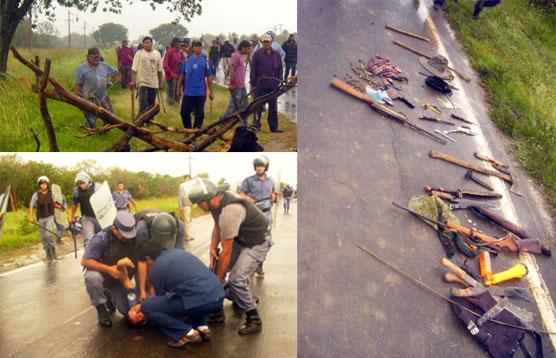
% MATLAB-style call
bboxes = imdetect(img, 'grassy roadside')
[0,48,296,152]
[443,1,556,212]
[0,196,206,257]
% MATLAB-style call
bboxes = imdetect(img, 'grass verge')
[0,48,296,151]
[444,0,556,212]
[0,196,206,257]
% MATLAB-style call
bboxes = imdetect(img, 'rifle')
[330,78,447,144]
[392,202,551,256]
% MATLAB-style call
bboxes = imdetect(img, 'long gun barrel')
[330,78,447,144]
[392,202,550,256]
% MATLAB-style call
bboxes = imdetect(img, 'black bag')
[229,126,264,152]
[451,291,543,358]
[425,75,453,95]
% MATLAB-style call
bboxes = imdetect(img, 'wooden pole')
[429,151,512,183]
[386,24,430,42]
[38,59,59,151]
[393,40,471,82]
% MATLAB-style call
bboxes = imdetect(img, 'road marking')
[421,6,556,347]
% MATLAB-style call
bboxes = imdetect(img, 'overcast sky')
[12,153,297,186]
[44,0,297,42]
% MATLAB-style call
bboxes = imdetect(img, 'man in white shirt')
[131,37,163,114]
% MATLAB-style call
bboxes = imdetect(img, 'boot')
[51,247,58,261]
[238,310,262,335]
[95,304,112,327]
[106,297,116,314]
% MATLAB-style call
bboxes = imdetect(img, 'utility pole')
[83,21,87,48]
[66,10,77,48]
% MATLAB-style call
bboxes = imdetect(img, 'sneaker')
[168,330,201,348]
[238,316,262,335]
[95,304,112,327]
[208,310,225,323]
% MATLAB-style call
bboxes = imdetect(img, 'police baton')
[27,219,58,236]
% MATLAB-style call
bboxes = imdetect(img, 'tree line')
[0,155,209,210]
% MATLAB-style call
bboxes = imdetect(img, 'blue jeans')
[138,86,158,114]
[142,295,223,341]
[253,87,279,131]
[221,88,248,123]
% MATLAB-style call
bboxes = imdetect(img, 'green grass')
[0,48,296,151]
[0,196,207,257]
[444,0,556,211]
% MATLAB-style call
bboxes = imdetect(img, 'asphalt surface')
[0,204,297,358]
[298,1,556,357]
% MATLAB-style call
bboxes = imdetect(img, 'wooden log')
[393,40,471,82]
[386,24,430,42]
[38,59,59,151]
[430,151,513,183]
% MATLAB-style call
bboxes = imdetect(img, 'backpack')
[425,75,453,95]
[451,291,543,358]
[229,126,264,152]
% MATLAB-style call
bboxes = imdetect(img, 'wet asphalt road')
[0,204,297,358]
[298,1,556,357]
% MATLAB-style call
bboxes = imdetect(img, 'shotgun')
[392,202,551,256]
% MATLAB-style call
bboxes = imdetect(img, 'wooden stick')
[29,128,40,152]
[38,59,59,151]
[430,151,512,183]
[386,24,430,42]
[393,40,471,82]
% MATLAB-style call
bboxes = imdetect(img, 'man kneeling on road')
[81,211,138,327]
[182,178,272,335]
[128,241,224,349]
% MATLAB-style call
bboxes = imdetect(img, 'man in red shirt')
[163,38,184,106]
[116,40,134,89]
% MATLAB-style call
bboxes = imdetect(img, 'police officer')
[81,211,138,327]
[28,176,61,261]
[182,178,272,335]
[71,171,101,247]
[239,155,276,276]
[134,208,185,301]
[178,175,195,242]
[112,181,137,212]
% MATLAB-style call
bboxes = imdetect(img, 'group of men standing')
[73,31,297,134]
[25,155,283,350]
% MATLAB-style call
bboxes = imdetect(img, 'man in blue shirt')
[112,182,137,212]
[132,246,224,349]
[239,155,276,277]
[177,40,214,129]
[74,48,119,129]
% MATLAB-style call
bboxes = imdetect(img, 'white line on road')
[421,5,556,348]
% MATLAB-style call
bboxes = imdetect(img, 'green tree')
[0,0,202,75]
[92,22,128,47]
[149,23,188,47]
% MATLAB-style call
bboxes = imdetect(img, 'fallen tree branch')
[76,124,125,138]
[38,59,59,151]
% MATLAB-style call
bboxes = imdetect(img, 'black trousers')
[138,86,157,114]
[181,96,206,129]
[473,0,501,17]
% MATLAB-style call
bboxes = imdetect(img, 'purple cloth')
[112,190,132,210]
[230,52,246,89]
[250,48,283,89]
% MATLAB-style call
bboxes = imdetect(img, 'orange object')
[479,251,493,286]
